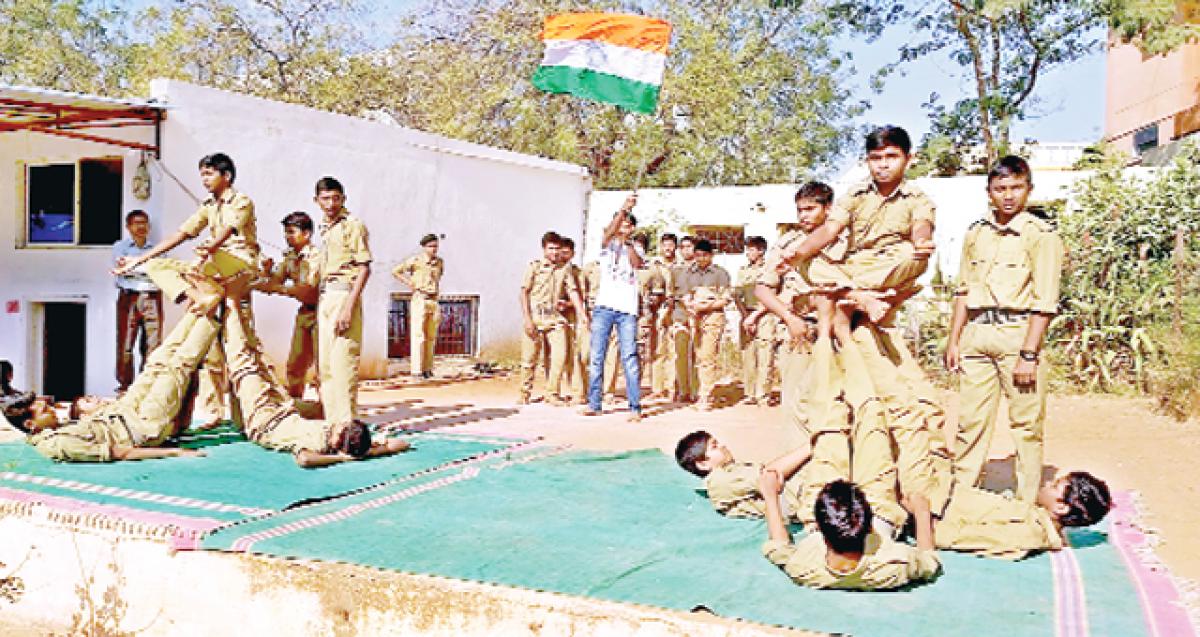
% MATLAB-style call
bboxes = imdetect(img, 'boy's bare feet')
[846,289,892,325]
[580,407,600,416]
[626,411,642,423]
[517,393,531,405]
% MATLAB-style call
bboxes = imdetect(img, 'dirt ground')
[359,373,1200,593]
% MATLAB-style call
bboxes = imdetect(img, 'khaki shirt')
[704,461,802,521]
[935,484,1063,560]
[580,261,600,308]
[276,244,320,291]
[830,180,935,253]
[650,255,678,297]
[956,211,1063,314]
[759,229,847,290]
[179,188,259,265]
[522,258,579,327]
[393,253,444,298]
[28,415,133,463]
[317,210,373,288]
[735,261,766,309]
[763,531,940,590]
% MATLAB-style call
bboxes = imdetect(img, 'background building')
[0,80,589,400]
[1105,33,1200,162]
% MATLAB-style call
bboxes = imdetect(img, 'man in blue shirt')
[112,210,162,393]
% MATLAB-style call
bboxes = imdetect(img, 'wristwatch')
[1018,349,1039,363]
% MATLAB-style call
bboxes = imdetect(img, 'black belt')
[118,289,160,296]
[301,304,317,311]
[968,308,1030,325]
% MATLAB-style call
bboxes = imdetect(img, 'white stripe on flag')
[541,38,666,86]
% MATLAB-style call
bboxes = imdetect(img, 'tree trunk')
[953,1,996,166]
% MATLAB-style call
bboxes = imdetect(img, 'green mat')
[0,432,519,525]
[201,449,1152,637]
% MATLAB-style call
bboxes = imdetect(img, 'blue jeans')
[588,306,640,413]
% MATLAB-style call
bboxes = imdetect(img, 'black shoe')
[422,371,434,379]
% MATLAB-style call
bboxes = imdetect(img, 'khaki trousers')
[410,293,439,375]
[285,308,319,398]
[805,241,927,291]
[667,321,696,398]
[519,322,569,398]
[317,288,363,424]
[651,308,672,395]
[740,315,776,401]
[695,313,726,402]
[778,338,812,436]
[955,321,1047,502]
[225,304,329,453]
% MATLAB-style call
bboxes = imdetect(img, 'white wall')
[587,170,1102,284]
[0,125,161,396]
[150,81,589,374]
[0,80,589,396]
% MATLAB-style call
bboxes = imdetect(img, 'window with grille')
[388,295,479,358]
[689,225,745,254]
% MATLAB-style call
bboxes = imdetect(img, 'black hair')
[633,233,650,250]
[694,239,715,254]
[2,391,36,434]
[420,233,439,246]
[314,176,344,195]
[560,237,576,250]
[814,480,873,554]
[746,236,767,251]
[198,153,237,182]
[660,233,678,244]
[125,209,149,225]
[0,360,13,394]
[1059,471,1113,527]
[541,231,562,247]
[987,155,1033,185]
[865,125,912,155]
[335,420,372,459]
[795,181,835,206]
[626,214,638,227]
[675,430,713,477]
[679,235,696,246]
[281,211,314,233]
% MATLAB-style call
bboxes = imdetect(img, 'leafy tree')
[369,0,865,188]
[0,0,130,93]
[852,0,1198,167]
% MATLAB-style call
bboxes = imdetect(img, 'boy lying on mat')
[675,430,810,523]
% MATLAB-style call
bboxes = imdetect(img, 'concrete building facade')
[0,80,590,399]
[1105,35,1200,157]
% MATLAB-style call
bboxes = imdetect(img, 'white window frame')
[18,155,123,249]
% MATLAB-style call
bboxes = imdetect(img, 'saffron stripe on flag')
[541,38,666,86]
[542,12,671,54]
[532,66,660,114]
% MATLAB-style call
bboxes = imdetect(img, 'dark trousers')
[116,290,163,391]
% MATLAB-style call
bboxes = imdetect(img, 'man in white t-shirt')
[584,195,645,421]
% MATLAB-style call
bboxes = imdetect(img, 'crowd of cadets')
[0,128,1116,592]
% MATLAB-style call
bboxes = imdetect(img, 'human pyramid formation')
[515,125,1113,589]
[2,155,408,467]
[671,126,1113,589]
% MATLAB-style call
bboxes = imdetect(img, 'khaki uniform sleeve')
[828,192,854,228]
[911,190,936,227]
[955,227,977,296]
[862,541,941,589]
[521,262,537,291]
[762,539,799,568]
[348,220,372,265]
[561,266,581,296]
[229,193,254,234]
[1028,229,1064,314]
[178,206,209,238]
[29,423,117,462]
[392,256,415,280]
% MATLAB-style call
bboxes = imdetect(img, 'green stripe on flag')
[532,65,660,114]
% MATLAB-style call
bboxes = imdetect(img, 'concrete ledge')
[0,507,822,636]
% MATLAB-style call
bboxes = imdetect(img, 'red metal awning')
[0,85,165,155]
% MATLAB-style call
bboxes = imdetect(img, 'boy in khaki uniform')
[680,240,731,410]
[664,236,696,401]
[220,297,409,467]
[112,153,258,428]
[519,232,586,404]
[17,311,218,462]
[945,156,1064,502]
[566,257,596,404]
[773,127,935,329]
[258,212,320,398]
[734,236,774,405]
[636,239,669,393]
[649,234,679,398]
[393,234,444,379]
[674,431,810,522]
[313,177,372,424]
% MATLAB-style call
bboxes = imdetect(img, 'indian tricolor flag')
[532,12,671,114]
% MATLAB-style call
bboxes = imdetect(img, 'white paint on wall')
[0,80,590,396]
